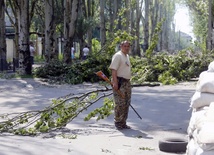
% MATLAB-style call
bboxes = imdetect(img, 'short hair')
[121,40,131,45]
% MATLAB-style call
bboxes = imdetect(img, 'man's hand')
[112,82,118,90]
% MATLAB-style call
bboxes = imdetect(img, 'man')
[29,41,35,64]
[82,45,89,60]
[71,47,75,59]
[109,41,132,130]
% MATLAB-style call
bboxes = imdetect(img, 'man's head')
[30,41,34,46]
[120,41,131,54]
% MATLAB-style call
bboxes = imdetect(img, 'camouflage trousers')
[113,79,132,127]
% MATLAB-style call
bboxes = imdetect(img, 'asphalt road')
[0,78,196,155]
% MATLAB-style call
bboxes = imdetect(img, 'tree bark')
[100,0,106,46]
[135,0,141,57]
[45,0,55,63]
[124,0,130,31]
[207,0,214,50]
[0,0,6,70]
[109,0,114,33]
[16,0,31,75]
[144,0,149,53]
[63,0,79,64]
[87,0,92,49]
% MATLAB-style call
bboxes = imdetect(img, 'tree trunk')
[113,0,118,26]
[162,8,168,50]
[87,0,92,50]
[135,0,141,57]
[158,3,163,51]
[113,0,122,30]
[151,0,159,41]
[100,0,106,46]
[17,0,31,75]
[45,0,55,63]
[0,0,6,71]
[144,0,149,53]
[207,0,214,50]
[109,1,114,33]
[130,1,135,55]
[124,0,130,31]
[63,0,79,64]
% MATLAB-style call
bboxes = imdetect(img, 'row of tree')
[0,0,212,75]
[183,0,214,51]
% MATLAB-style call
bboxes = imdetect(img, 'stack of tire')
[186,61,214,155]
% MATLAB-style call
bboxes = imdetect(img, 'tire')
[159,138,188,153]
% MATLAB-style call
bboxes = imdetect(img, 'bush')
[130,50,211,85]
[34,56,111,84]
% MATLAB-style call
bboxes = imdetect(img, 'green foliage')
[60,134,77,139]
[91,38,101,55]
[66,56,111,84]
[34,59,69,79]
[139,147,155,151]
[185,0,208,48]
[84,97,114,121]
[32,98,81,131]
[145,20,164,59]
[33,46,213,86]
[0,90,113,135]
[158,71,178,85]
[100,29,136,64]
[34,29,136,84]
[131,49,212,85]
[58,53,64,61]
[194,39,207,53]
[34,55,45,63]
[130,57,153,84]
[76,16,97,38]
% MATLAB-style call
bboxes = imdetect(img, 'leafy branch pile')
[131,50,211,85]
[34,50,212,85]
[0,87,114,135]
[34,56,111,84]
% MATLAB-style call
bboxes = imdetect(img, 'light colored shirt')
[109,51,131,79]
[71,47,75,58]
[30,46,35,57]
[83,47,89,56]
[71,47,75,54]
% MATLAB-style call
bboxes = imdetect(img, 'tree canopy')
[0,0,213,74]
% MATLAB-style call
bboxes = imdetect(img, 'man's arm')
[111,69,118,90]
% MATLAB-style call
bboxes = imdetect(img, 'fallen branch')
[0,83,160,135]
[0,87,113,135]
